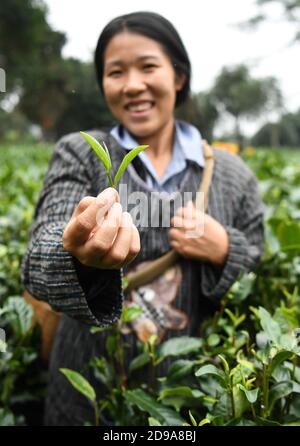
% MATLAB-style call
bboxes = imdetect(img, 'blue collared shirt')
[110,120,205,192]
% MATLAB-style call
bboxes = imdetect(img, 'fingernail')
[121,211,132,228]
[111,202,122,212]
[96,197,108,207]
[96,187,117,205]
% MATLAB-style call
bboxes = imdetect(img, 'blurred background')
[0,0,299,147]
[1,0,300,427]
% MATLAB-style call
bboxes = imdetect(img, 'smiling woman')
[101,32,186,150]
[21,11,265,426]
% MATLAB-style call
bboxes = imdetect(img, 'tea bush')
[0,144,299,425]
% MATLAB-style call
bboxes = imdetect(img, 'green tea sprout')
[80,131,148,188]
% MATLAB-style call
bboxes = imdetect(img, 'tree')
[252,108,300,147]
[54,59,114,140]
[0,0,114,140]
[0,0,68,139]
[175,92,219,142]
[0,0,66,91]
[243,0,300,43]
[211,65,283,149]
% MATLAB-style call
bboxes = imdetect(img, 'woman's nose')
[122,70,146,95]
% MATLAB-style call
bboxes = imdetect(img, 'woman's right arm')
[21,132,139,327]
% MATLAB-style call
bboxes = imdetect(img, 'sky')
[45,0,300,136]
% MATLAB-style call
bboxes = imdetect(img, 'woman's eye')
[109,71,122,77]
[143,64,156,70]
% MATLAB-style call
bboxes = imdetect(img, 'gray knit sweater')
[21,129,265,426]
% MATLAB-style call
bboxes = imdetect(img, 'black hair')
[94,11,191,107]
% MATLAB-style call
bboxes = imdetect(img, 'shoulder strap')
[124,140,215,292]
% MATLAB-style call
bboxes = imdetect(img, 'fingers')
[64,188,119,247]
[175,201,197,219]
[171,215,195,230]
[83,201,123,261]
[169,226,183,243]
[72,196,96,218]
[96,212,140,269]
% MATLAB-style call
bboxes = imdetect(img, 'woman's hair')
[94,11,191,107]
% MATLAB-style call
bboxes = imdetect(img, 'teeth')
[127,102,153,112]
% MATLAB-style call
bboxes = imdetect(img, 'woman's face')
[102,32,185,140]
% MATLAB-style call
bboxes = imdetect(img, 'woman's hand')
[169,202,229,266]
[63,187,140,269]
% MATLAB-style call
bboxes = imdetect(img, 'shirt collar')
[110,119,205,168]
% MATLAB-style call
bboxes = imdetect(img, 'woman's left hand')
[169,202,229,266]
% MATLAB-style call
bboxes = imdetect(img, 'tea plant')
[0,144,51,425]
[60,149,300,426]
[1,144,300,425]
[80,132,148,188]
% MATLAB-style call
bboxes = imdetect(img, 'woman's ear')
[175,73,187,92]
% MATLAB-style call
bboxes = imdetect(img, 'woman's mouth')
[125,101,155,118]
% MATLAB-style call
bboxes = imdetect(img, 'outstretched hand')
[63,187,140,269]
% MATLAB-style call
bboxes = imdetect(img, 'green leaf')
[0,408,15,426]
[0,245,8,258]
[199,418,211,426]
[279,333,300,353]
[270,351,294,375]
[207,333,220,347]
[189,410,197,426]
[218,354,230,374]
[105,334,117,356]
[237,384,259,404]
[230,272,256,303]
[0,296,33,337]
[255,416,281,426]
[258,306,281,345]
[195,364,227,387]
[277,221,300,252]
[158,336,203,359]
[226,417,257,426]
[80,131,111,172]
[159,386,203,401]
[0,338,7,353]
[166,360,195,383]
[269,381,293,410]
[272,364,291,382]
[129,352,151,373]
[102,140,112,168]
[121,305,143,323]
[90,326,110,334]
[60,368,96,402]
[113,145,148,187]
[158,387,204,412]
[124,389,185,426]
[148,417,162,426]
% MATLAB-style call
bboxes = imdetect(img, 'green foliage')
[1,144,300,425]
[0,1,114,141]
[175,92,219,142]
[211,65,283,147]
[252,109,300,148]
[60,369,96,402]
[244,1,300,44]
[80,131,148,188]
[0,144,51,425]
[0,297,45,426]
[57,147,300,426]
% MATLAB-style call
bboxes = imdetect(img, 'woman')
[22,11,265,426]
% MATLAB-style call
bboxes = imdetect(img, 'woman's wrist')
[209,226,229,266]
